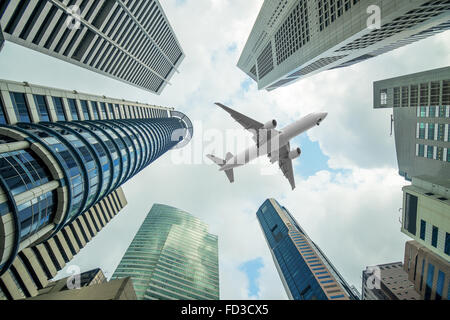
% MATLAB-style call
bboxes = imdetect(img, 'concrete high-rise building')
[373,68,449,262]
[374,66,450,180]
[361,262,420,300]
[238,0,450,91]
[112,204,219,300]
[0,79,193,299]
[257,198,359,300]
[28,268,137,300]
[403,240,450,300]
[0,0,184,94]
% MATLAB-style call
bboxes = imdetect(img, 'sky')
[0,0,450,300]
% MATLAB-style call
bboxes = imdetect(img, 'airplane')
[206,103,328,190]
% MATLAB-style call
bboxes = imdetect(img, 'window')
[67,99,79,120]
[424,263,435,300]
[80,100,90,120]
[428,123,435,140]
[427,146,434,159]
[418,144,425,157]
[100,102,107,119]
[108,103,114,119]
[429,106,436,118]
[420,220,426,240]
[404,193,418,235]
[420,107,427,118]
[10,92,31,122]
[52,97,66,121]
[90,102,99,120]
[0,95,7,124]
[445,233,450,256]
[436,271,445,300]
[419,123,426,139]
[33,95,50,121]
[380,89,387,105]
[432,226,438,248]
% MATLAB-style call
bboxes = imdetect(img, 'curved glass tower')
[0,93,192,276]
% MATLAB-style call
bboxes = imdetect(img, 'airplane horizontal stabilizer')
[206,153,235,184]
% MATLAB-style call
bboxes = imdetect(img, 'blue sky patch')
[239,257,264,298]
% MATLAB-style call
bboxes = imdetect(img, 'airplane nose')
[322,112,328,119]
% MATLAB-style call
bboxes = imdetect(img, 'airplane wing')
[214,103,264,133]
[277,143,296,190]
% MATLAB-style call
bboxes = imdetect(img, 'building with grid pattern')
[0,79,193,299]
[373,68,450,265]
[361,262,420,300]
[0,187,127,300]
[403,240,449,300]
[238,0,450,91]
[257,199,359,300]
[0,0,184,94]
[112,204,219,300]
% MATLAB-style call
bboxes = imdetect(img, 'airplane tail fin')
[206,153,235,183]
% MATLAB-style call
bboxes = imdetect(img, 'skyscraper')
[373,68,449,262]
[403,240,449,300]
[0,0,184,94]
[0,187,127,300]
[0,79,193,296]
[361,262,420,300]
[257,198,358,300]
[374,66,450,180]
[238,0,450,91]
[112,204,219,300]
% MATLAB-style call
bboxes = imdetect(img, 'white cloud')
[1,0,448,300]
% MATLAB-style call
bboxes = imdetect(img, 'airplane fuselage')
[219,112,327,171]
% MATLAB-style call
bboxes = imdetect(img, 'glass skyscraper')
[257,198,359,300]
[0,79,193,280]
[112,204,219,300]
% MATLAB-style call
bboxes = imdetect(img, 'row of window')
[417,106,450,118]
[416,144,450,163]
[419,219,450,256]
[417,122,449,142]
[421,260,448,300]
[0,91,168,124]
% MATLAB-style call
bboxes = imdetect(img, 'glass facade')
[0,114,191,276]
[112,204,219,300]
[256,199,358,300]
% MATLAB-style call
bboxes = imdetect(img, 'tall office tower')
[403,240,450,300]
[373,68,450,262]
[0,0,184,94]
[28,268,137,300]
[0,79,193,299]
[257,199,358,300]
[0,188,127,300]
[361,262,420,300]
[238,0,450,91]
[112,204,219,300]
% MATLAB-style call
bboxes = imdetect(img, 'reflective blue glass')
[0,97,6,124]
[67,99,79,120]
[33,95,50,122]
[91,102,100,120]
[436,270,445,300]
[52,97,66,121]
[10,92,31,123]
[80,100,90,120]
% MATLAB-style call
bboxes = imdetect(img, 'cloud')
[0,0,448,300]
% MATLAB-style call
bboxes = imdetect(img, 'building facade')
[361,262,420,300]
[374,67,450,180]
[238,0,450,91]
[0,0,184,94]
[257,198,358,300]
[28,268,136,300]
[373,68,450,262]
[112,204,219,300]
[0,79,193,298]
[404,240,450,300]
[0,187,127,300]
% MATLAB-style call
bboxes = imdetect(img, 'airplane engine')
[288,148,301,160]
[263,120,277,130]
